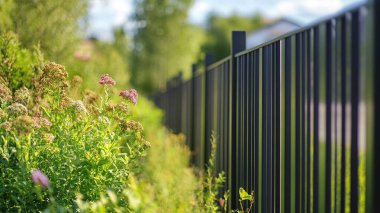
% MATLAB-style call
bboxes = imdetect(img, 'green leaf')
[239,187,252,201]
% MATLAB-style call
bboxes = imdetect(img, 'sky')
[88,0,364,40]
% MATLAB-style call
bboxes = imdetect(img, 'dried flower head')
[141,138,151,148]
[106,102,117,112]
[0,83,12,103]
[1,121,12,131]
[72,100,88,115]
[116,103,129,114]
[14,87,31,105]
[11,115,35,134]
[35,62,69,97]
[83,89,99,105]
[98,74,116,86]
[0,109,6,118]
[31,169,49,188]
[60,97,75,107]
[70,75,83,88]
[98,116,111,125]
[33,117,52,129]
[7,103,28,116]
[120,120,143,132]
[42,133,55,143]
[119,89,138,105]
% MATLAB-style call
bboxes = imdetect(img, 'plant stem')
[240,200,244,212]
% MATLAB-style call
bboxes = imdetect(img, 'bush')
[0,36,147,211]
[0,32,43,91]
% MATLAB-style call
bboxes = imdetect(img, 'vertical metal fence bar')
[350,10,360,213]
[295,33,301,213]
[313,26,320,213]
[340,15,347,213]
[274,41,281,213]
[326,20,333,213]
[238,55,242,200]
[306,29,311,213]
[301,31,306,213]
[262,45,269,213]
[248,52,254,195]
[253,50,260,213]
[218,64,222,192]
[229,31,246,209]
[284,36,292,213]
[245,53,250,206]
[191,64,197,164]
[332,18,339,213]
[240,54,245,202]
[268,44,273,213]
[225,60,230,192]
[367,0,380,212]
[237,55,241,201]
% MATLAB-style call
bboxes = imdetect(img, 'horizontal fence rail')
[153,1,379,212]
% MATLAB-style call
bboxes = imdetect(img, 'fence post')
[366,0,380,212]
[229,31,246,209]
[204,54,214,169]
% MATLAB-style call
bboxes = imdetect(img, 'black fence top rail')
[207,56,230,71]
[235,0,367,57]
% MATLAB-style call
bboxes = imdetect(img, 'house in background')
[246,18,301,49]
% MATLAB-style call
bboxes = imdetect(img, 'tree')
[131,0,204,93]
[202,14,264,61]
[0,0,88,62]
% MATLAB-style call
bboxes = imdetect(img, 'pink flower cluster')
[31,169,49,188]
[98,74,138,105]
[120,89,138,105]
[98,74,116,86]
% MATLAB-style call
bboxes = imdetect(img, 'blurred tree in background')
[202,14,264,61]
[0,0,88,62]
[131,0,204,93]
[0,0,13,30]
[0,0,131,89]
[0,0,264,93]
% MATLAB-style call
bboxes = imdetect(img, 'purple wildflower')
[98,74,116,86]
[31,169,49,188]
[119,89,138,105]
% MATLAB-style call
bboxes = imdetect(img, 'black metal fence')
[153,1,380,212]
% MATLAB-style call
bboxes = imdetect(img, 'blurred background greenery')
[0,0,267,94]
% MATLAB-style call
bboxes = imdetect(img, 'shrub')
[0,32,43,91]
[0,39,147,210]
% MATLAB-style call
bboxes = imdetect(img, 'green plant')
[230,188,255,213]
[0,38,148,210]
[197,134,226,212]
[0,32,44,91]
